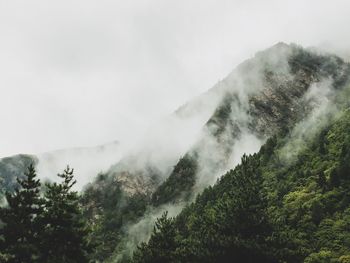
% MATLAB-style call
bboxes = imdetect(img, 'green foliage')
[0,155,37,200]
[132,108,350,263]
[81,173,149,262]
[151,153,198,206]
[133,154,276,263]
[0,164,43,262]
[2,45,350,263]
[288,44,349,86]
[39,167,89,262]
[205,94,234,137]
[133,212,176,263]
[0,165,91,263]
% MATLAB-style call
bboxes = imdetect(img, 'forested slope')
[133,96,350,262]
[2,43,350,263]
[80,44,350,262]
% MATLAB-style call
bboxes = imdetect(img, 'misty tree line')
[0,165,90,263]
[131,108,350,263]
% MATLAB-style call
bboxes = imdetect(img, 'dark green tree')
[198,154,275,262]
[39,166,89,263]
[151,153,198,206]
[0,164,44,262]
[133,211,176,263]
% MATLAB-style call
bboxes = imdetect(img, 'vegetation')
[3,106,350,263]
[132,108,350,262]
[80,173,150,262]
[0,155,37,200]
[0,165,90,262]
[1,45,350,262]
[288,45,350,86]
[151,153,198,206]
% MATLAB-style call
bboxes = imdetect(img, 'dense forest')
[133,108,350,263]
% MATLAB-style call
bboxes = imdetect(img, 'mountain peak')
[271,41,289,49]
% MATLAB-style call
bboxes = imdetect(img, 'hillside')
[152,43,350,205]
[133,88,350,262]
[80,43,350,262]
[1,43,350,262]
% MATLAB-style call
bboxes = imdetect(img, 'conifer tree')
[0,164,44,262]
[133,211,176,263]
[39,166,89,263]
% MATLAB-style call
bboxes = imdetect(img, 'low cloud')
[279,78,340,164]
[1,0,350,157]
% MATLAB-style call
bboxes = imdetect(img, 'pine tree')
[0,164,44,262]
[39,166,89,263]
[133,211,176,263]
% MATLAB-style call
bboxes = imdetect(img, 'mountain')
[0,62,226,199]
[0,141,123,198]
[129,44,350,262]
[152,42,349,205]
[79,43,350,262]
[134,93,350,263]
[1,42,350,262]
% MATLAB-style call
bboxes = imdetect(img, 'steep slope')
[81,43,350,262]
[0,84,224,198]
[2,43,349,262]
[151,43,350,206]
[133,85,350,263]
[95,83,226,197]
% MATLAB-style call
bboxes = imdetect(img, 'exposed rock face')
[151,43,350,205]
[93,43,350,206]
[114,170,160,197]
[2,43,349,208]
[80,43,350,262]
[248,46,349,136]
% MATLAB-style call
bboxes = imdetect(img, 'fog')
[1,0,350,158]
[2,2,350,262]
[279,78,341,164]
[36,141,125,189]
[108,43,300,261]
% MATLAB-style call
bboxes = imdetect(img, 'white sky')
[0,0,349,157]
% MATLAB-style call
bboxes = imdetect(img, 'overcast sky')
[0,0,349,157]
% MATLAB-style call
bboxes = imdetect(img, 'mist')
[2,1,350,261]
[36,141,125,189]
[106,43,301,261]
[1,0,350,158]
[99,42,350,261]
[2,0,350,190]
[279,78,343,164]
